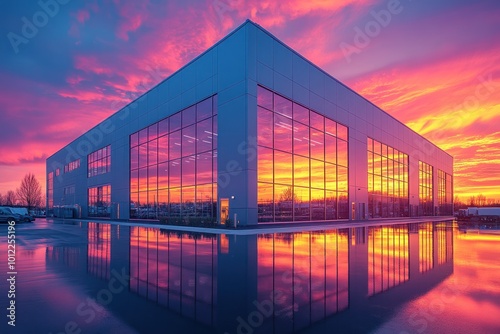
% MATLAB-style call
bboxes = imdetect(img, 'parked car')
[0,207,21,224]
[9,207,35,222]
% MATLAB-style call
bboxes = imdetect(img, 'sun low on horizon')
[0,0,499,202]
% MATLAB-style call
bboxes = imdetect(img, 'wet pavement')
[1,219,499,333]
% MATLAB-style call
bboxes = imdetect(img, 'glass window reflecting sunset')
[130,96,217,221]
[367,138,409,218]
[257,86,349,222]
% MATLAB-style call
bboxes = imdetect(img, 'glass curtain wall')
[257,86,349,222]
[419,161,434,216]
[367,138,409,218]
[47,172,54,210]
[130,96,217,222]
[88,185,111,217]
[88,145,111,177]
[438,170,453,216]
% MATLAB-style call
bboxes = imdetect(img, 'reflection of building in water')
[87,222,111,279]
[46,246,84,271]
[126,221,454,333]
[419,222,434,273]
[45,220,455,334]
[129,227,217,327]
[256,231,350,333]
[368,225,409,296]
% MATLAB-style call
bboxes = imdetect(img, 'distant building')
[46,20,453,225]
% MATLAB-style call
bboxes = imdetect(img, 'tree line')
[0,173,44,211]
[454,194,500,209]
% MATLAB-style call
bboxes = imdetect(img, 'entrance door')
[220,198,229,224]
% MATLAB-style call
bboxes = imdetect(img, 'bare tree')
[0,193,4,205]
[476,194,487,206]
[467,196,476,206]
[279,186,298,203]
[16,173,43,211]
[454,195,465,209]
[5,190,17,206]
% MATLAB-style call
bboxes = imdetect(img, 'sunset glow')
[0,1,498,201]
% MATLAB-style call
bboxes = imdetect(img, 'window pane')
[325,190,337,220]
[131,146,139,170]
[197,118,212,153]
[311,189,325,220]
[131,170,139,193]
[196,184,213,218]
[293,103,309,125]
[293,155,309,187]
[182,156,196,186]
[258,182,274,222]
[258,107,273,147]
[169,159,181,188]
[131,132,139,147]
[310,112,324,131]
[158,162,168,189]
[158,189,168,217]
[325,135,336,164]
[197,152,213,185]
[325,163,337,190]
[139,167,148,192]
[139,129,148,145]
[182,186,196,217]
[148,139,158,166]
[310,129,324,161]
[274,114,292,152]
[257,86,273,110]
[338,166,348,192]
[274,94,292,118]
[258,147,273,183]
[158,135,168,163]
[325,119,336,137]
[274,184,293,221]
[293,122,309,157]
[170,130,182,160]
[294,186,310,221]
[338,192,348,219]
[182,125,196,157]
[274,150,292,185]
[139,144,148,169]
[148,165,157,190]
[169,188,181,217]
[311,159,325,189]
[337,140,348,167]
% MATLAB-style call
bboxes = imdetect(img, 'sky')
[0,0,499,202]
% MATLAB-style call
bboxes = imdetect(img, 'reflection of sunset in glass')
[257,87,349,222]
[87,222,111,279]
[257,231,349,331]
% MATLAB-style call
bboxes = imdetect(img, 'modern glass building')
[46,20,453,225]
